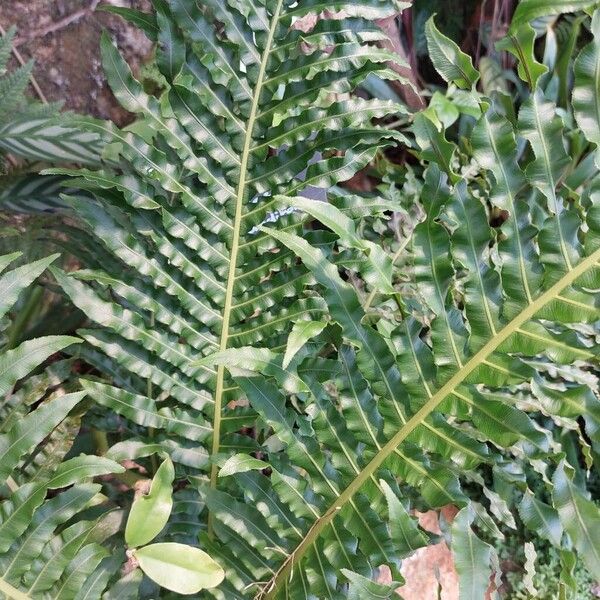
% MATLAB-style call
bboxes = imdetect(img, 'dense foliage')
[1,0,600,598]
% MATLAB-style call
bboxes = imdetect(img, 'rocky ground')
[0,0,153,125]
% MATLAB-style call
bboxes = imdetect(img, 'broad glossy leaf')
[134,542,225,594]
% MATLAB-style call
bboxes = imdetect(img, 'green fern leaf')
[17,2,600,598]
[573,10,600,168]
[184,14,600,596]
[511,0,598,29]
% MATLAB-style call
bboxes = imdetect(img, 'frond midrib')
[208,0,285,535]
[0,576,31,600]
[259,244,600,599]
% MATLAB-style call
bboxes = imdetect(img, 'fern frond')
[26,1,600,598]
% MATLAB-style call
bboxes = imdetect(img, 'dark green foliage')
[1,1,600,598]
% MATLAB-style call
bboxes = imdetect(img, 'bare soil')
[0,0,153,126]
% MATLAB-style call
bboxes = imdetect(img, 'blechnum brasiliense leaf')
[0,253,125,599]
[49,0,411,595]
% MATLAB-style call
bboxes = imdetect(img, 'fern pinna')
[26,0,600,598]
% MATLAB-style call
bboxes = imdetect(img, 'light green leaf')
[0,391,85,481]
[511,0,598,30]
[425,16,480,89]
[573,9,600,168]
[342,569,402,599]
[198,347,308,394]
[0,252,21,276]
[134,542,225,594]
[429,91,461,128]
[0,455,123,553]
[218,453,269,477]
[0,336,81,397]
[125,456,175,548]
[282,319,328,369]
[48,455,125,489]
[0,254,59,321]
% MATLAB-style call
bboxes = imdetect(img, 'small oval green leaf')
[125,456,174,548]
[134,542,225,594]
